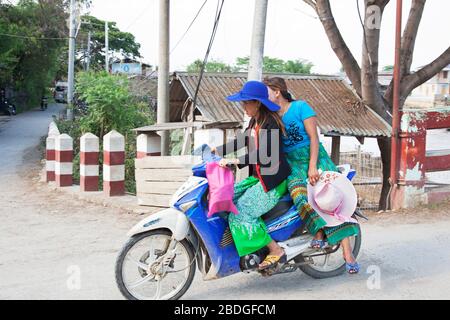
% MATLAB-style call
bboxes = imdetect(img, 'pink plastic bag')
[206,162,239,218]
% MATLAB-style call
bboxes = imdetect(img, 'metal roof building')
[169,72,391,138]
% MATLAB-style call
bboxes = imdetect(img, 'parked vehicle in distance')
[53,82,68,103]
[0,89,16,116]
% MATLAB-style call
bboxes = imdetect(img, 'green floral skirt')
[228,176,287,257]
[286,143,360,245]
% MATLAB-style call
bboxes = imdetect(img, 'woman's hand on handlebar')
[219,158,239,168]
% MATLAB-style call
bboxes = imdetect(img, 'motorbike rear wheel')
[294,224,361,279]
[115,229,196,300]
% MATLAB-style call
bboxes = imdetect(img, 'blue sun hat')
[227,81,281,111]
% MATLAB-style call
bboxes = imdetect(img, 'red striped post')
[55,134,73,187]
[80,133,99,192]
[46,122,60,182]
[46,135,57,182]
[136,133,161,158]
[103,130,125,196]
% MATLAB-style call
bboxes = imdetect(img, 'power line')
[0,32,67,40]
[123,2,154,31]
[191,0,225,112]
[294,7,318,19]
[170,0,209,55]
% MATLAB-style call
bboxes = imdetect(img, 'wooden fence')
[135,155,197,208]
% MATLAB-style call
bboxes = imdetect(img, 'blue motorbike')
[115,145,364,300]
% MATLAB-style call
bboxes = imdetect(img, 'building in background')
[111,58,153,76]
[406,64,450,108]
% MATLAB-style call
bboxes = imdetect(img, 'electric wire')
[170,0,209,55]
[191,0,225,115]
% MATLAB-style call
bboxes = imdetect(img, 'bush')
[76,72,152,137]
[56,72,155,194]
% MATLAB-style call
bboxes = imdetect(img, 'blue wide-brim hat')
[227,81,281,112]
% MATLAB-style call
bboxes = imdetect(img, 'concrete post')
[80,133,99,192]
[103,130,125,196]
[55,134,73,187]
[158,0,170,155]
[193,129,224,151]
[46,122,60,182]
[67,0,76,107]
[247,0,268,81]
[46,135,57,182]
[137,133,161,159]
[105,21,109,72]
[242,0,268,182]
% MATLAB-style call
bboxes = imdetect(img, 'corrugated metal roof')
[171,72,391,137]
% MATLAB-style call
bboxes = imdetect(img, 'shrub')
[55,72,155,194]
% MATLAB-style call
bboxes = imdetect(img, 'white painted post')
[55,134,73,187]
[80,133,99,192]
[46,135,57,182]
[103,130,125,196]
[136,133,161,159]
[46,122,60,182]
[193,129,224,151]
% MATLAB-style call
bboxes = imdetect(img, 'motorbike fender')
[127,208,191,241]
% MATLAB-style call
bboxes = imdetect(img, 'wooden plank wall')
[135,156,199,208]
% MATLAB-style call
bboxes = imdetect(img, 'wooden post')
[331,136,341,165]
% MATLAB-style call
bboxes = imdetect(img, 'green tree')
[186,59,232,73]
[76,15,142,71]
[0,0,68,109]
[75,71,154,193]
[76,72,150,137]
[234,56,313,74]
[284,59,314,74]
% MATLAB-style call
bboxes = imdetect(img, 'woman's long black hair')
[247,100,286,136]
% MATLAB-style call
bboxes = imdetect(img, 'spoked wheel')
[295,224,361,279]
[115,229,196,300]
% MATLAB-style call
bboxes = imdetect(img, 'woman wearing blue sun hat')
[213,80,291,270]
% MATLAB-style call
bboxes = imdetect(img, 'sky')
[83,0,450,74]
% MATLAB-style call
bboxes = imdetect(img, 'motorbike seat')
[262,194,294,223]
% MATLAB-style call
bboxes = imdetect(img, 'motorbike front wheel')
[115,229,196,300]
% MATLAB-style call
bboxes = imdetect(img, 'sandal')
[310,239,327,249]
[258,253,287,271]
[346,262,360,274]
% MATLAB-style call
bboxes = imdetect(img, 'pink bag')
[205,162,239,218]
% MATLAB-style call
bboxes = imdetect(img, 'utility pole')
[86,30,91,71]
[235,0,268,181]
[247,0,268,81]
[105,21,109,73]
[158,0,170,156]
[67,0,76,119]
